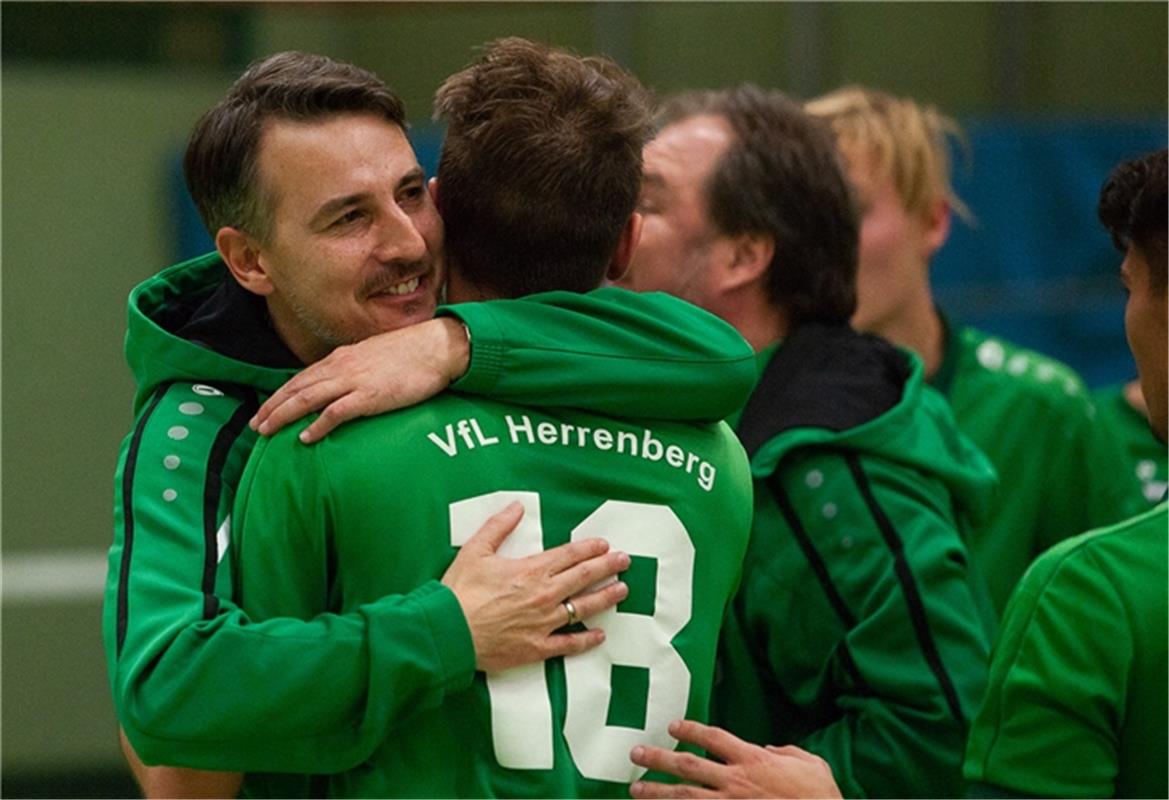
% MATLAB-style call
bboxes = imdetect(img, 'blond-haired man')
[807,87,1143,613]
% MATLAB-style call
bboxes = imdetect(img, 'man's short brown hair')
[433,37,653,296]
[659,85,859,327]
[183,51,406,242]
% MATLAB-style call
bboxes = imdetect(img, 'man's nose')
[373,205,427,264]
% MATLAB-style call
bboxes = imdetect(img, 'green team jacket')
[1094,383,1168,506]
[104,252,756,772]
[714,324,998,799]
[964,501,1169,799]
[934,323,1144,614]
[234,398,753,797]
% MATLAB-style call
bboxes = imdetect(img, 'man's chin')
[368,298,438,335]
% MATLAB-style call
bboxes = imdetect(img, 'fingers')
[552,549,630,601]
[252,375,336,435]
[630,780,717,799]
[535,536,613,575]
[630,746,725,791]
[763,744,826,765]
[666,720,755,764]
[297,394,367,443]
[540,628,606,659]
[461,502,525,553]
[563,578,629,623]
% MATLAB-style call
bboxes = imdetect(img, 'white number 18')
[449,491,694,783]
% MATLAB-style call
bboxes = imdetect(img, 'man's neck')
[265,296,324,365]
[868,286,944,378]
[721,292,788,353]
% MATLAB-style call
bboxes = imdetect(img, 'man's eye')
[637,197,660,214]
[400,185,425,203]
[334,209,365,226]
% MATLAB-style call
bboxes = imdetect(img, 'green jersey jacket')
[1094,383,1168,506]
[234,399,753,797]
[104,252,756,772]
[934,323,1144,614]
[714,324,998,799]
[964,501,1168,799]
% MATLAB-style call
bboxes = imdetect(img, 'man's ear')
[921,198,952,258]
[215,227,273,296]
[720,231,774,292]
[428,177,440,209]
[606,212,643,282]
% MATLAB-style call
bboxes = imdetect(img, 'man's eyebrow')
[641,172,665,189]
[398,166,425,188]
[311,193,369,226]
[309,168,427,226]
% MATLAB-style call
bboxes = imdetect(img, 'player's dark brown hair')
[1098,148,1167,292]
[184,51,407,242]
[658,85,859,326]
[433,37,653,296]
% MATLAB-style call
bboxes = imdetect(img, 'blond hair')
[806,86,972,223]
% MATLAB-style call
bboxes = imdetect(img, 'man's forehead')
[258,114,415,171]
[257,114,420,210]
[645,114,733,179]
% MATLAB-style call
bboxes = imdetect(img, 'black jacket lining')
[845,452,966,722]
[117,385,169,656]
[737,323,909,459]
[174,274,302,369]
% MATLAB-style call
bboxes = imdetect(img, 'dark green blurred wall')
[2,3,1165,795]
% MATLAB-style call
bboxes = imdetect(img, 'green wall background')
[2,3,1165,796]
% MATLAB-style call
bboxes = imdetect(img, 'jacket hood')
[124,253,298,413]
[737,323,997,525]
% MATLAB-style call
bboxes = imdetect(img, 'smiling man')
[230,38,753,798]
[213,114,441,362]
[105,50,755,797]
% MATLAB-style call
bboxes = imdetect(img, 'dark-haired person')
[106,50,756,796]
[964,149,1168,799]
[617,86,996,798]
[806,86,1144,616]
[231,38,753,797]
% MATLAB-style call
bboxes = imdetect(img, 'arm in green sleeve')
[716,452,992,798]
[441,287,756,421]
[796,459,992,798]
[105,383,474,773]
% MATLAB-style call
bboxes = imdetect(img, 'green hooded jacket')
[715,323,998,799]
[105,252,756,772]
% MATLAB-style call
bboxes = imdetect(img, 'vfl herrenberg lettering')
[426,412,718,491]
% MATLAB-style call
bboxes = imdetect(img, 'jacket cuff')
[415,580,477,693]
[438,304,506,396]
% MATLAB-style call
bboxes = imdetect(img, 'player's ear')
[607,212,643,282]
[721,231,774,292]
[921,198,952,259]
[216,227,274,297]
[428,177,440,208]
